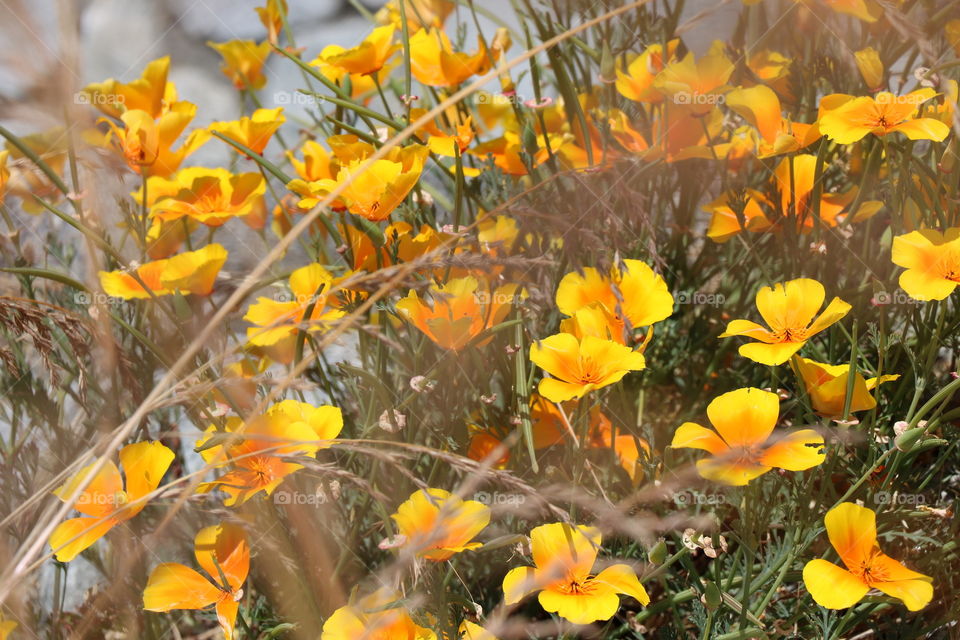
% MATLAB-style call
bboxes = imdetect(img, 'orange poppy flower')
[99,243,228,299]
[147,167,265,226]
[409,28,495,87]
[210,107,286,156]
[256,0,288,46]
[102,103,210,177]
[671,387,825,485]
[503,522,649,624]
[719,278,850,366]
[377,0,455,31]
[802,503,933,611]
[891,228,960,301]
[390,488,491,560]
[321,25,398,76]
[529,333,646,403]
[396,277,524,351]
[653,41,733,115]
[321,589,437,640]
[208,40,272,90]
[616,40,679,104]
[818,90,950,144]
[198,399,343,506]
[795,357,899,417]
[144,522,249,640]
[82,56,171,119]
[49,441,174,562]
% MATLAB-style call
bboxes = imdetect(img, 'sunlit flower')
[49,441,174,562]
[616,40,678,104]
[146,167,265,226]
[409,28,495,87]
[256,0,288,46]
[724,85,820,158]
[321,589,437,640]
[719,278,851,366]
[210,107,285,156]
[556,260,674,336]
[412,107,475,160]
[99,244,228,299]
[390,488,490,560]
[244,263,346,361]
[396,276,524,351]
[322,25,398,75]
[208,40,272,90]
[198,400,343,506]
[803,503,933,611]
[671,387,825,485]
[83,56,171,119]
[377,0,455,31]
[891,228,960,301]
[144,523,249,640]
[653,40,733,115]
[102,103,210,177]
[288,140,338,182]
[818,90,950,144]
[503,522,649,624]
[530,333,646,403]
[795,357,899,417]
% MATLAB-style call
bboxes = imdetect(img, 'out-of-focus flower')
[210,107,286,155]
[466,431,511,468]
[720,278,851,365]
[49,442,174,561]
[948,20,960,57]
[256,0,288,46]
[803,503,933,611]
[208,40,272,90]
[377,0,455,31]
[244,263,346,360]
[146,168,265,226]
[892,228,960,300]
[555,260,674,335]
[0,150,9,202]
[409,28,496,87]
[321,589,437,640]
[145,217,196,259]
[746,49,793,102]
[82,56,171,119]
[99,244,228,299]
[0,612,16,639]
[143,523,249,640]
[198,400,343,506]
[795,357,899,416]
[818,90,950,144]
[321,25,398,76]
[503,522,649,624]
[616,40,679,104]
[396,276,524,350]
[390,488,490,560]
[854,47,884,91]
[671,387,825,485]
[459,621,499,640]
[653,41,733,115]
[530,333,646,402]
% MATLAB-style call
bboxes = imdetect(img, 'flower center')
[772,327,806,343]
[578,357,604,384]
[854,553,890,585]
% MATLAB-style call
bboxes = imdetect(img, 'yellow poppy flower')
[802,503,933,611]
[99,244,228,299]
[390,488,491,560]
[616,40,679,104]
[256,0,288,46]
[321,25,398,75]
[321,589,437,640]
[459,621,499,640]
[818,90,950,144]
[377,0,455,31]
[396,277,524,351]
[795,357,899,417]
[209,107,286,155]
[49,441,174,562]
[502,522,649,624]
[0,613,16,639]
[719,278,851,366]
[197,400,343,506]
[529,333,646,403]
[244,263,346,360]
[102,103,210,177]
[310,45,393,103]
[208,40,272,90]
[288,140,338,182]
[653,40,733,115]
[671,387,825,486]
[82,56,171,119]
[146,167,265,226]
[409,28,495,87]
[411,107,475,159]
[891,228,960,301]
[724,85,821,158]
[854,47,884,91]
[555,259,674,331]
[144,523,249,640]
